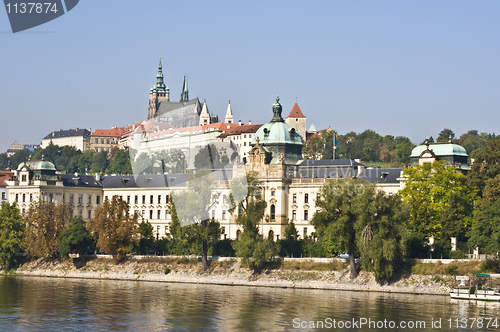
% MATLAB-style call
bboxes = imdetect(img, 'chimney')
[95,173,101,181]
[239,120,242,126]
[249,120,252,125]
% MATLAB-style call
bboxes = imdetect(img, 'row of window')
[14,193,101,205]
[109,194,171,205]
[291,193,320,204]
[92,138,118,144]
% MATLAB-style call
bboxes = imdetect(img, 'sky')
[1,1,500,153]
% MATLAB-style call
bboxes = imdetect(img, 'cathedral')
[147,58,218,127]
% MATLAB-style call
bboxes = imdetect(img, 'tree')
[133,219,155,254]
[106,149,133,175]
[437,128,456,143]
[10,149,31,170]
[230,172,276,268]
[0,202,24,269]
[0,153,9,171]
[279,220,301,257]
[468,139,500,203]
[171,170,221,271]
[194,144,219,170]
[24,200,72,259]
[400,161,476,241]
[58,216,95,257]
[312,178,407,280]
[86,196,139,259]
[468,200,500,254]
[91,151,109,174]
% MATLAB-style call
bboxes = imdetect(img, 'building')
[217,122,262,162]
[409,140,470,173]
[147,58,218,128]
[41,128,91,151]
[6,141,37,157]
[0,171,14,207]
[90,127,125,154]
[285,102,307,140]
[7,159,103,219]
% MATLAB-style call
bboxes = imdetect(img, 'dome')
[410,143,467,158]
[252,96,303,146]
[17,159,56,171]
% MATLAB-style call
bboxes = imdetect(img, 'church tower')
[148,57,169,120]
[180,75,189,103]
[285,102,306,140]
[224,101,234,124]
[199,101,210,126]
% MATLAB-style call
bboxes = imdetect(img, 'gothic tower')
[180,75,189,103]
[224,101,234,124]
[148,57,170,120]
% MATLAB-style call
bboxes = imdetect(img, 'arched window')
[268,230,274,240]
[270,204,276,220]
[236,229,241,240]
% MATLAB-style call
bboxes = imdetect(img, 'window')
[221,226,225,234]
[270,204,276,220]
[244,134,246,138]
[142,210,145,218]
[222,210,227,220]
[304,210,308,221]
[135,195,138,204]
[165,211,169,219]
[303,227,307,238]
[15,194,18,202]
[317,193,320,201]
[243,142,246,146]
[70,210,73,219]
[88,210,92,219]
[78,195,83,204]
[304,193,309,204]
[166,195,169,203]
[49,194,53,202]
[149,210,153,219]
[96,196,100,204]
[21,174,27,182]
[268,230,274,240]
[293,193,297,203]
[79,210,83,217]
[165,225,169,234]
[70,195,74,203]
[158,195,161,204]
[142,195,146,204]
[30,194,33,202]
[236,229,241,240]
[1,192,5,200]
[22,194,26,202]
[271,190,275,196]
[292,210,296,220]
[157,210,161,219]
[127,196,130,204]
[150,195,153,204]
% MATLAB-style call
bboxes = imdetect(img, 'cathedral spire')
[199,100,210,125]
[225,100,234,124]
[152,57,167,95]
[181,74,189,102]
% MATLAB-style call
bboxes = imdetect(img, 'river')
[1,276,500,331]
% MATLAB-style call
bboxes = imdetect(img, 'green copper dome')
[17,159,56,171]
[410,143,467,158]
[252,96,303,146]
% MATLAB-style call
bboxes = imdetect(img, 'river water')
[1,276,500,331]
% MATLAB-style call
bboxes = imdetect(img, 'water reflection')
[1,276,500,331]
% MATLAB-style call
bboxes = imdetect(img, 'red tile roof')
[286,102,306,119]
[91,128,126,137]
[0,171,14,186]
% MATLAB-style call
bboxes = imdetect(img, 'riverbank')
[2,256,458,295]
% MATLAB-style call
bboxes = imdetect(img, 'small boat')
[450,274,500,302]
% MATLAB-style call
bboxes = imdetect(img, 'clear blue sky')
[1,1,500,153]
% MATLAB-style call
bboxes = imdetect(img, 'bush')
[445,265,459,275]
[480,258,500,273]
[164,266,171,274]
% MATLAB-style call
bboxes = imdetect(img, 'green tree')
[91,151,109,174]
[468,139,500,203]
[106,149,133,175]
[312,178,407,279]
[194,144,219,170]
[133,220,155,254]
[0,202,25,269]
[437,128,456,143]
[10,149,31,170]
[58,217,95,257]
[230,173,276,268]
[468,200,500,254]
[24,200,72,259]
[86,196,139,259]
[0,153,9,171]
[171,170,221,271]
[400,161,476,241]
[279,220,301,257]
